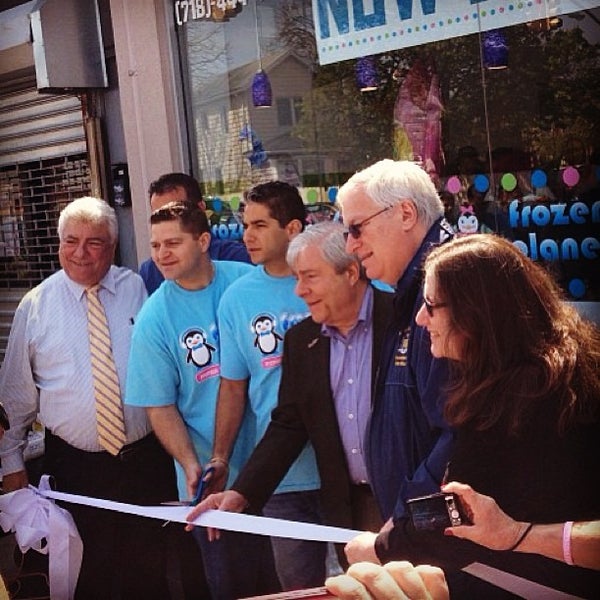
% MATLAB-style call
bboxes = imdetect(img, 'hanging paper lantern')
[252,69,272,108]
[355,56,379,92]
[482,30,508,69]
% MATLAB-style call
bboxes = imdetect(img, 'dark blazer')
[233,286,393,530]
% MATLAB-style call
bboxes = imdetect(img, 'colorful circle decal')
[446,176,461,194]
[530,169,547,189]
[306,189,319,204]
[500,172,517,192]
[562,166,580,188]
[568,278,585,299]
[474,174,489,193]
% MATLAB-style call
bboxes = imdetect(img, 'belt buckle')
[117,442,134,459]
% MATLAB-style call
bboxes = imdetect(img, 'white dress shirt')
[0,266,151,474]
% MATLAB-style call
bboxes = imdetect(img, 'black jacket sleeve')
[232,332,310,513]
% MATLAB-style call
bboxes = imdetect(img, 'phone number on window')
[174,0,247,26]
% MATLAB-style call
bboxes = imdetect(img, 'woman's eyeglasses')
[343,206,391,240]
[423,297,448,317]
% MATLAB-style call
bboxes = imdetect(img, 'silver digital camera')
[406,492,469,531]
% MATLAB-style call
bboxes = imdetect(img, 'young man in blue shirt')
[207,182,326,590]
[126,203,278,599]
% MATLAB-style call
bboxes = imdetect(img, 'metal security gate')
[0,85,91,363]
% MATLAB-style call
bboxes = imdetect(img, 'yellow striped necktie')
[86,285,127,455]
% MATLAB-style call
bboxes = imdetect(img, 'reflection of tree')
[524,27,600,167]
[276,4,399,175]
[183,20,236,194]
[295,71,397,175]
[275,6,600,176]
[184,22,229,91]
[277,3,317,64]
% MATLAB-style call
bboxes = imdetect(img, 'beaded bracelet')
[563,521,574,565]
[208,456,229,468]
[508,522,533,551]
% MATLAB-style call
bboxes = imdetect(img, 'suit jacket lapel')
[303,322,331,395]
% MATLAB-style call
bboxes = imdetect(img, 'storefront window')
[176,1,599,301]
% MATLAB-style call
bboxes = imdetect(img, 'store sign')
[510,199,599,260]
[509,197,599,299]
[313,0,600,65]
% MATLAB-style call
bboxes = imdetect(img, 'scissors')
[190,465,215,505]
[162,465,216,506]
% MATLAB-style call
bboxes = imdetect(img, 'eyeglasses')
[423,297,448,317]
[343,206,391,240]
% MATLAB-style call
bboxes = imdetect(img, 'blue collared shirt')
[322,286,374,485]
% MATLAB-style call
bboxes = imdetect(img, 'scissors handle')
[191,465,216,506]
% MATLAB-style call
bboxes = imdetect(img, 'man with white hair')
[0,196,174,599]
[337,160,455,565]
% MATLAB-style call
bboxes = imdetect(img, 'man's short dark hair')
[243,181,306,230]
[150,202,210,238]
[148,173,203,205]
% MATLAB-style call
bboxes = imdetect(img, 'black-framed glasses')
[343,206,391,240]
[423,297,448,317]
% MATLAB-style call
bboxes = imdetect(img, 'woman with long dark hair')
[347,234,600,598]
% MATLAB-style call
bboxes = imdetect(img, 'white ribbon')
[0,475,83,600]
[4,480,578,599]
[0,477,359,600]
[463,563,584,600]
[38,486,362,543]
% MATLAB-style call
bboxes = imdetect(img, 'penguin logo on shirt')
[181,328,215,368]
[252,314,282,355]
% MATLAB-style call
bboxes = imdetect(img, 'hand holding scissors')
[163,465,216,507]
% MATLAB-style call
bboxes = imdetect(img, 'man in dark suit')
[188,221,393,542]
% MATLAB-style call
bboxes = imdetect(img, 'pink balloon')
[562,166,580,187]
[446,176,461,194]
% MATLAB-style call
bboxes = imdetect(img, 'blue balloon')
[328,187,338,202]
[212,199,222,213]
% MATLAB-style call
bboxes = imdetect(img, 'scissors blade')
[191,466,215,505]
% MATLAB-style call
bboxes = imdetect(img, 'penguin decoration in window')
[456,204,479,236]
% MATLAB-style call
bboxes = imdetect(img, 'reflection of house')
[192,48,314,193]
